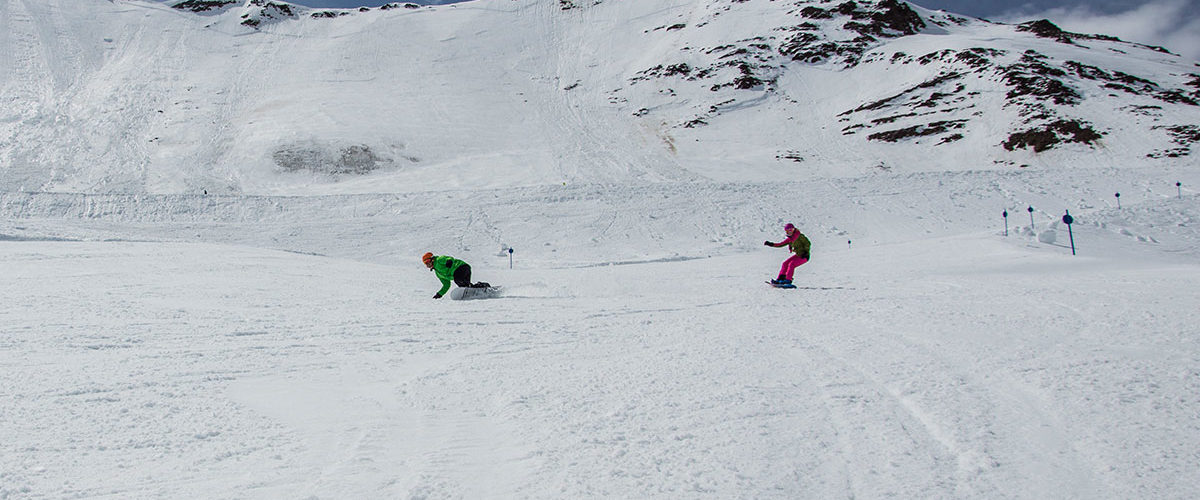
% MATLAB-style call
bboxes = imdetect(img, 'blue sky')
[287,0,1199,61]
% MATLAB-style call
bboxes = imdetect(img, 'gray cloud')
[994,0,1200,62]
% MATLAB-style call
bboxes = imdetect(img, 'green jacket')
[431,255,466,296]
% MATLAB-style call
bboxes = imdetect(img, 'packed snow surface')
[2,0,1200,499]
[3,176,1200,499]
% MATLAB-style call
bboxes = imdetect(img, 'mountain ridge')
[0,0,1197,194]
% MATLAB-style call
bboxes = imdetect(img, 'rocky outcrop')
[1148,125,1200,158]
[781,0,924,67]
[1003,120,1103,152]
[241,0,298,28]
[171,0,237,13]
[1018,19,1172,54]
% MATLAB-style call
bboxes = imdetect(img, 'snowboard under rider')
[764,223,810,285]
[422,252,490,299]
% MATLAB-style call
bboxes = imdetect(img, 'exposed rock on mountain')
[617,0,1196,160]
[1002,120,1104,152]
[171,0,237,13]
[782,0,925,66]
[2,0,1198,194]
[240,0,298,28]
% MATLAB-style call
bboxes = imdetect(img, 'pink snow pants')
[779,255,809,280]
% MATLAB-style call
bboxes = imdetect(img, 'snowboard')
[766,281,797,289]
[449,286,502,300]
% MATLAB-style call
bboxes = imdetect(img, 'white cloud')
[997,0,1200,62]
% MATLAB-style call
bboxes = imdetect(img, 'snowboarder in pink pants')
[764,223,810,285]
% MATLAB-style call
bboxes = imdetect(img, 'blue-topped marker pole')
[1002,210,1009,236]
[1062,210,1076,256]
[1115,192,1121,209]
[508,247,514,269]
[1027,206,1035,230]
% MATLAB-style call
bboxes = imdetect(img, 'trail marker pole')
[848,239,852,250]
[1027,206,1035,230]
[1002,210,1009,236]
[1062,210,1076,256]
[1115,192,1121,209]
[508,248,514,269]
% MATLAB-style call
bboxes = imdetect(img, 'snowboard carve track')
[797,338,964,497]
[796,309,1106,498]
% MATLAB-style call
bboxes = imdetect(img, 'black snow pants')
[453,264,490,288]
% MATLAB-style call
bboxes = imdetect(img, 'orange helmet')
[421,252,434,265]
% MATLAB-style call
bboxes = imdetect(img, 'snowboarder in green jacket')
[422,252,490,299]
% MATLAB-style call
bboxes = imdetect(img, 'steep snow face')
[0,0,1197,195]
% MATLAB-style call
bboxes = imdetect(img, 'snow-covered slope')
[3,196,1199,498]
[1,0,1197,194]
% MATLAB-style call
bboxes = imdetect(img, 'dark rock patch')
[780,0,925,67]
[1148,125,1199,157]
[1002,51,1080,105]
[1017,20,1072,43]
[844,72,963,114]
[559,0,603,10]
[631,64,694,83]
[1124,105,1163,116]
[172,0,236,12]
[869,0,925,35]
[868,119,967,142]
[953,48,1005,69]
[1185,74,1200,99]
[1165,124,1200,145]
[1063,61,1197,105]
[800,7,834,19]
[871,113,918,125]
[836,1,859,16]
[274,143,392,176]
[241,1,297,28]
[1016,18,1172,54]
[1156,90,1198,106]
[1002,120,1103,152]
[776,151,805,162]
[937,133,964,145]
